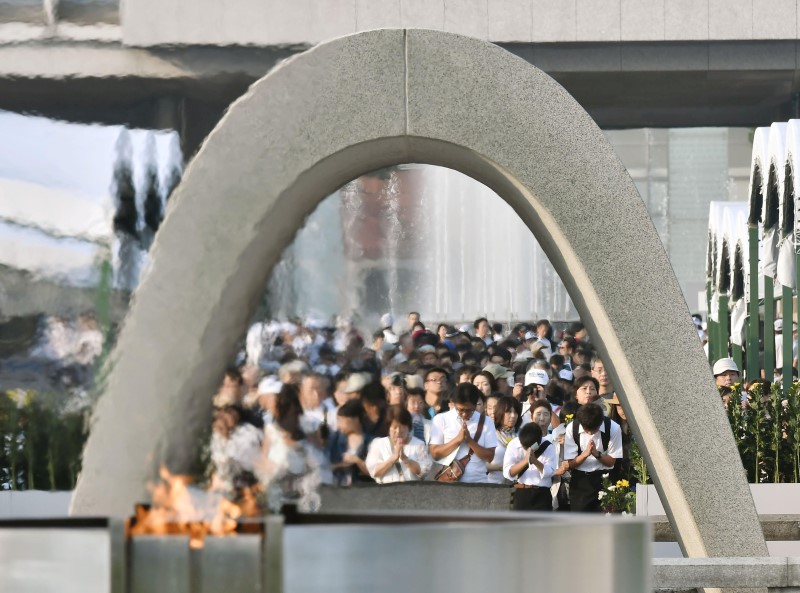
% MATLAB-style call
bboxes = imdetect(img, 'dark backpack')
[573,416,611,455]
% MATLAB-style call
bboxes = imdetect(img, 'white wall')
[121,0,800,47]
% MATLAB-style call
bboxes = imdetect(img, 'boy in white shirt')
[563,403,622,512]
[503,423,557,511]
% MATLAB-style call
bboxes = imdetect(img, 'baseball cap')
[257,376,283,394]
[524,368,549,387]
[558,368,574,382]
[483,362,514,381]
[712,357,739,376]
[344,372,371,393]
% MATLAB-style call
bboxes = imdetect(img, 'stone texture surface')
[653,557,788,588]
[268,0,357,45]
[120,0,800,46]
[576,0,620,41]
[444,0,488,38]
[404,28,765,559]
[401,0,445,29]
[664,0,708,40]
[753,0,796,39]
[356,0,402,30]
[531,0,576,42]
[621,0,664,41]
[709,0,753,40]
[789,556,800,586]
[73,27,767,566]
[488,0,532,42]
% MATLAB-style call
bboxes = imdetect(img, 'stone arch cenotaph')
[71,29,767,562]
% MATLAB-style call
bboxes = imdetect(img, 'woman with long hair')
[471,370,497,397]
[257,383,324,512]
[485,396,521,484]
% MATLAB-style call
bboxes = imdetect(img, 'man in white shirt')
[563,404,622,512]
[474,317,493,345]
[299,373,337,434]
[503,423,557,510]
[429,383,497,483]
[520,368,549,424]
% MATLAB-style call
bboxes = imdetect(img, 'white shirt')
[300,399,338,434]
[487,430,514,484]
[563,418,623,472]
[365,436,433,483]
[502,437,558,486]
[430,410,498,483]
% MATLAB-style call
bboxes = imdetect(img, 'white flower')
[602,473,610,479]
[598,491,607,500]
[608,485,616,491]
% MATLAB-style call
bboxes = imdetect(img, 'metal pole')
[718,294,729,360]
[732,343,743,372]
[783,285,793,394]
[765,277,775,382]
[706,279,714,362]
[747,226,761,378]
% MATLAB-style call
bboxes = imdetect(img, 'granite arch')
[72,29,767,560]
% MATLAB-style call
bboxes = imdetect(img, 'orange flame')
[127,466,261,549]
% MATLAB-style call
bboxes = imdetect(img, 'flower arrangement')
[0,389,88,491]
[598,474,635,514]
[724,381,800,483]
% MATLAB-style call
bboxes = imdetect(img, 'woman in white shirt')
[366,405,433,483]
[485,396,521,484]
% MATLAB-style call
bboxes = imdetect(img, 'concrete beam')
[0,40,797,135]
[653,557,800,589]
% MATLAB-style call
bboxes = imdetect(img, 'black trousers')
[569,469,604,512]
[511,486,552,511]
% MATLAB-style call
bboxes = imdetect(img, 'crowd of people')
[208,312,634,513]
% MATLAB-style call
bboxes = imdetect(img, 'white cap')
[558,368,574,381]
[344,372,371,393]
[712,357,739,376]
[524,331,537,341]
[775,319,783,331]
[417,344,436,354]
[484,362,514,380]
[381,313,394,328]
[257,376,283,394]
[524,368,549,387]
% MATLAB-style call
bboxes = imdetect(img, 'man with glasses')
[558,337,576,369]
[423,367,450,420]
[429,383,497,483]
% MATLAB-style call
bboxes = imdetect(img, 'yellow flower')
[564,414,574,423]
[616,479,630,489]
